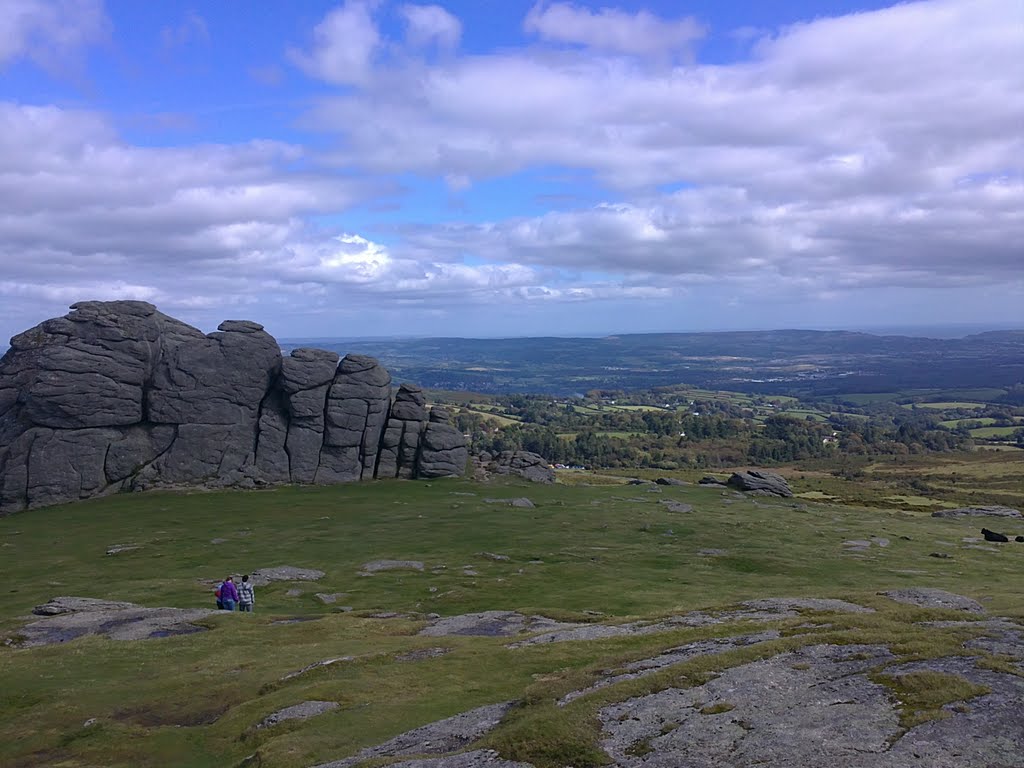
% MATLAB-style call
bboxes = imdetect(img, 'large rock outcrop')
[0,301,468,514]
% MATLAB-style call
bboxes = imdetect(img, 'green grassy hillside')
[2,478,1023,767]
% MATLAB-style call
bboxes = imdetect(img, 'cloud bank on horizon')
[0,0,1021,340]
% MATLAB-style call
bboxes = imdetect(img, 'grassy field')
[3,476,1024,767]
[969,426,1021,438]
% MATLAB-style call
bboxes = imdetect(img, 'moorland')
[4,325,1024,767]
[3,464,1024,767]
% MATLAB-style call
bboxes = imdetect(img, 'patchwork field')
[3,477,1024,767]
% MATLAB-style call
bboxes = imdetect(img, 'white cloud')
[287,0,381,86]
[3,0,1024,339]
[400,4,461,50]
[0,0,109,71]
[291,0,1023,300]
[524,2,705,59]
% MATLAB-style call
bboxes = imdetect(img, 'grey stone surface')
[599,643,900,767]
[660,500,693,513]
[561,630,781,705]
[932,505,1023,519]
[881,587,985,613]
[726,469,794,497]
[20,596,213,645]
[312,702,516,768]
[655,477,689,486]
[366,750,533,768]
[418,417,470,479]
[257,700,338,728]
[510,597,871,647]
[474,450,555,483]
[249,566,326,586]
[420,611,581,638]
[377,384,427,479]
[0,302,468,514]
[395,646,452,662]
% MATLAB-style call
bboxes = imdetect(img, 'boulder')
[418,409,469,479]
[474,450,555,483]
[932,506,1022,519]
[727,470,793,497]
[0,302,467,514]
[377,384,428,479]
[698,475,727,486]
[318,355,392,484]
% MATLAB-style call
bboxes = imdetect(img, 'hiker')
[238,574,255,613]
[214,579,225,610]
[219,575,239,610]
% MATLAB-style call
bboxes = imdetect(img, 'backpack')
[214,583,223,599]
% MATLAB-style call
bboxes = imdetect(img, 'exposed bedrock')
[0,301,467,514]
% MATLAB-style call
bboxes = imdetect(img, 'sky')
[0,0,1022,341]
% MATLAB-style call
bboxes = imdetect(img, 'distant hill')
[284,329,1024,396]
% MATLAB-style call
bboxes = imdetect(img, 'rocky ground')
[20,589,1024,767]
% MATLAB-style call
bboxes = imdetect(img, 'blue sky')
[0,0,1021,341]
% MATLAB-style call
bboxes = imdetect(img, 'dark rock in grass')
[0,302,468,514]
[33,596,135,615]
[698,475,727,485]
[249,566,325,587]
[359,752,533,768]
[881,587,985,613]
[982,527,1010,542]
[932,505,1023,519]
[656,477,689,486]
[22,597,213,646]
[727,469,793,497]
[312,702,516,768]
[257,700,338,729]
[473,450,554,483]
[929,552,953,559]
[419,611,579,638]
[394,646,452,662]
[661,500,693,513]
[628,478,654,485]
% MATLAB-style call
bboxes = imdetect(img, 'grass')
[873,670,990,728]
[969,426,1021,438]
[2,477,1023,767]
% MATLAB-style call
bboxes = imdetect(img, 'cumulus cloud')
[293,0,1024,300]
[0,101,581,339]
[400,4,461,50]
[0,0,109,71]
[524,2,705,58]
[3,0,1024,339]
[287,0,381,85]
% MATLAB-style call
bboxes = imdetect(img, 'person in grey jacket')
[238,574,255,612]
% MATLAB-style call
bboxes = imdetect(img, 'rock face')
[0,301,468,514]
[473,450,555,483]
[727,469,794,497]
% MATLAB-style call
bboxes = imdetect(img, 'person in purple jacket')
[219,575,239,610]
